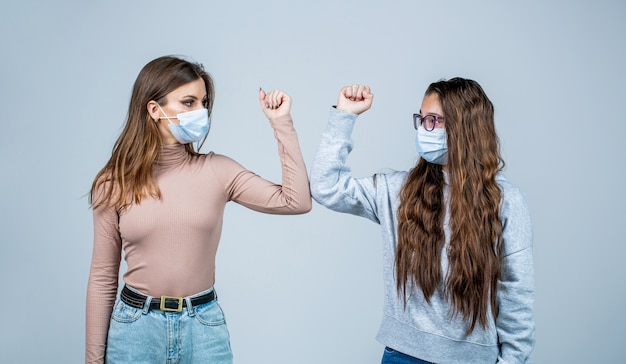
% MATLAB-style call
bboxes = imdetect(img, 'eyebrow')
[418,110,443,117]
[179,94,208,101]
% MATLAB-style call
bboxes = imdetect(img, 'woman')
[311,79,534,363]
[86,55,311,363]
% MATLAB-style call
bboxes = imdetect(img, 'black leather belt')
[121,285,216,312]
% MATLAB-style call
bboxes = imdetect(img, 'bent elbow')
[299,199,313,214]
[310,182,337,208]
[309,180,326,203]
[283,193,312,215]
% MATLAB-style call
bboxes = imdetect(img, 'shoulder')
[373,169,409,193]
[377,169,408,182]
[191,151,232,163]
[90,172,115,208]
[202,151,240,165]
[191,151,246,173]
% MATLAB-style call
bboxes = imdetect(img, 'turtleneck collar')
[156,143,189,170]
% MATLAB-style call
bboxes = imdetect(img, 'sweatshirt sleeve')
[215,114,311,214]
[85,200,122,364]
[496,187,536,363]
[310,107,380,223]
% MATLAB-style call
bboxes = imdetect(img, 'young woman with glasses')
[311,79,534,363]
[86,55,312,363]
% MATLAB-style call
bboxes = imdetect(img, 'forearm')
[86,206,122,363]
[85,276,118,363]
[268,114,311,213]
[236,114,311,214]
[311,108,379,221]
[310,107,357,206]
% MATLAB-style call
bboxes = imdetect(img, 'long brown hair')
[89,56,215,210]
[396,78,504,333]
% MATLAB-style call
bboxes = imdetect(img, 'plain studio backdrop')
[1,1,624,363]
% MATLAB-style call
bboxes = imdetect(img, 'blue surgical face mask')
[416,125,447,164]
[159,106,210,144]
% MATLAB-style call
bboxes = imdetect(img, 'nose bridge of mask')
[419,125,446,143]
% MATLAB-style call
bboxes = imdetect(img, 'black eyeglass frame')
[413,113,445,131]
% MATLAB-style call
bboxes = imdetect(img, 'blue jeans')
[106,286,233,364]
[381,347,434,364]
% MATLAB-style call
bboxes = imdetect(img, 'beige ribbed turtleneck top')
[86,114,311,363]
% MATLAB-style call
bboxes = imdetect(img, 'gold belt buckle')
[160,296,183,312]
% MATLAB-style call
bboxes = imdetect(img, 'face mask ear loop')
[157,105,177,125]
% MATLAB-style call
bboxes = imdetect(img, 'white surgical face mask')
[159,106,210,144]
[415,125,448,164]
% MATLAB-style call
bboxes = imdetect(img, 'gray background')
[1,0,624,363]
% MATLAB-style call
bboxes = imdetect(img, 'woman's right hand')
[336,84,373,115]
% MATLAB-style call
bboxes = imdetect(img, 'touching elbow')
[309,180,326,203]
[286,193,312,215]
[300,198,313,214]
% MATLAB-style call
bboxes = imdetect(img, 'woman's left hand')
[259,88,291,119]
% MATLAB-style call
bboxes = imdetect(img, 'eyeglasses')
[413,113,445,131]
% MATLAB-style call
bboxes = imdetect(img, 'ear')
[146,100,161,122]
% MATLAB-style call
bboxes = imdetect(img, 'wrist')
[268,113,292,126]
[334,105,359,115]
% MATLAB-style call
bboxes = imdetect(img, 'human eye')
[419,115,436,130]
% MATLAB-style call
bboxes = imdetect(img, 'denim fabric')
[106,287,232,364]
[381,347,434,364]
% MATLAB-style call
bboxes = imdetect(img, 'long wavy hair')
[89,56,215,210]
[396,78,504,333]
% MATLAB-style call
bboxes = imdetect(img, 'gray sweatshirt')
[310,108,535,363]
